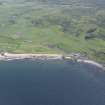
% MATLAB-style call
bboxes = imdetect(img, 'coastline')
[0,53,63,60]
[77,59,105,70]
[0,52,104,70]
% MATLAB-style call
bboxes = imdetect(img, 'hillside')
[0,0,105,63]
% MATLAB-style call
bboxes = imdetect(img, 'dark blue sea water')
[0,59,105,105]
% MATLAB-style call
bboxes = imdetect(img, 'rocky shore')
[0,53,63,60]
[0,52,104,70]
[64,53,105,70]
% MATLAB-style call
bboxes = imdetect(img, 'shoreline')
[77,59,105,70]
[0,53,63,60]
[0,52,104,70]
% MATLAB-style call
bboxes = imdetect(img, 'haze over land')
[0,0,105,63]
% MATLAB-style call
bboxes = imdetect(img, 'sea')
[0,59,105,105]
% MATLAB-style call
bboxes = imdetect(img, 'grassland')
[0,0,105,63]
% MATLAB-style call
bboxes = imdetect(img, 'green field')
[0,0,105,63]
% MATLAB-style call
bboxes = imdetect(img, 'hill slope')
[0,0,105,63]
